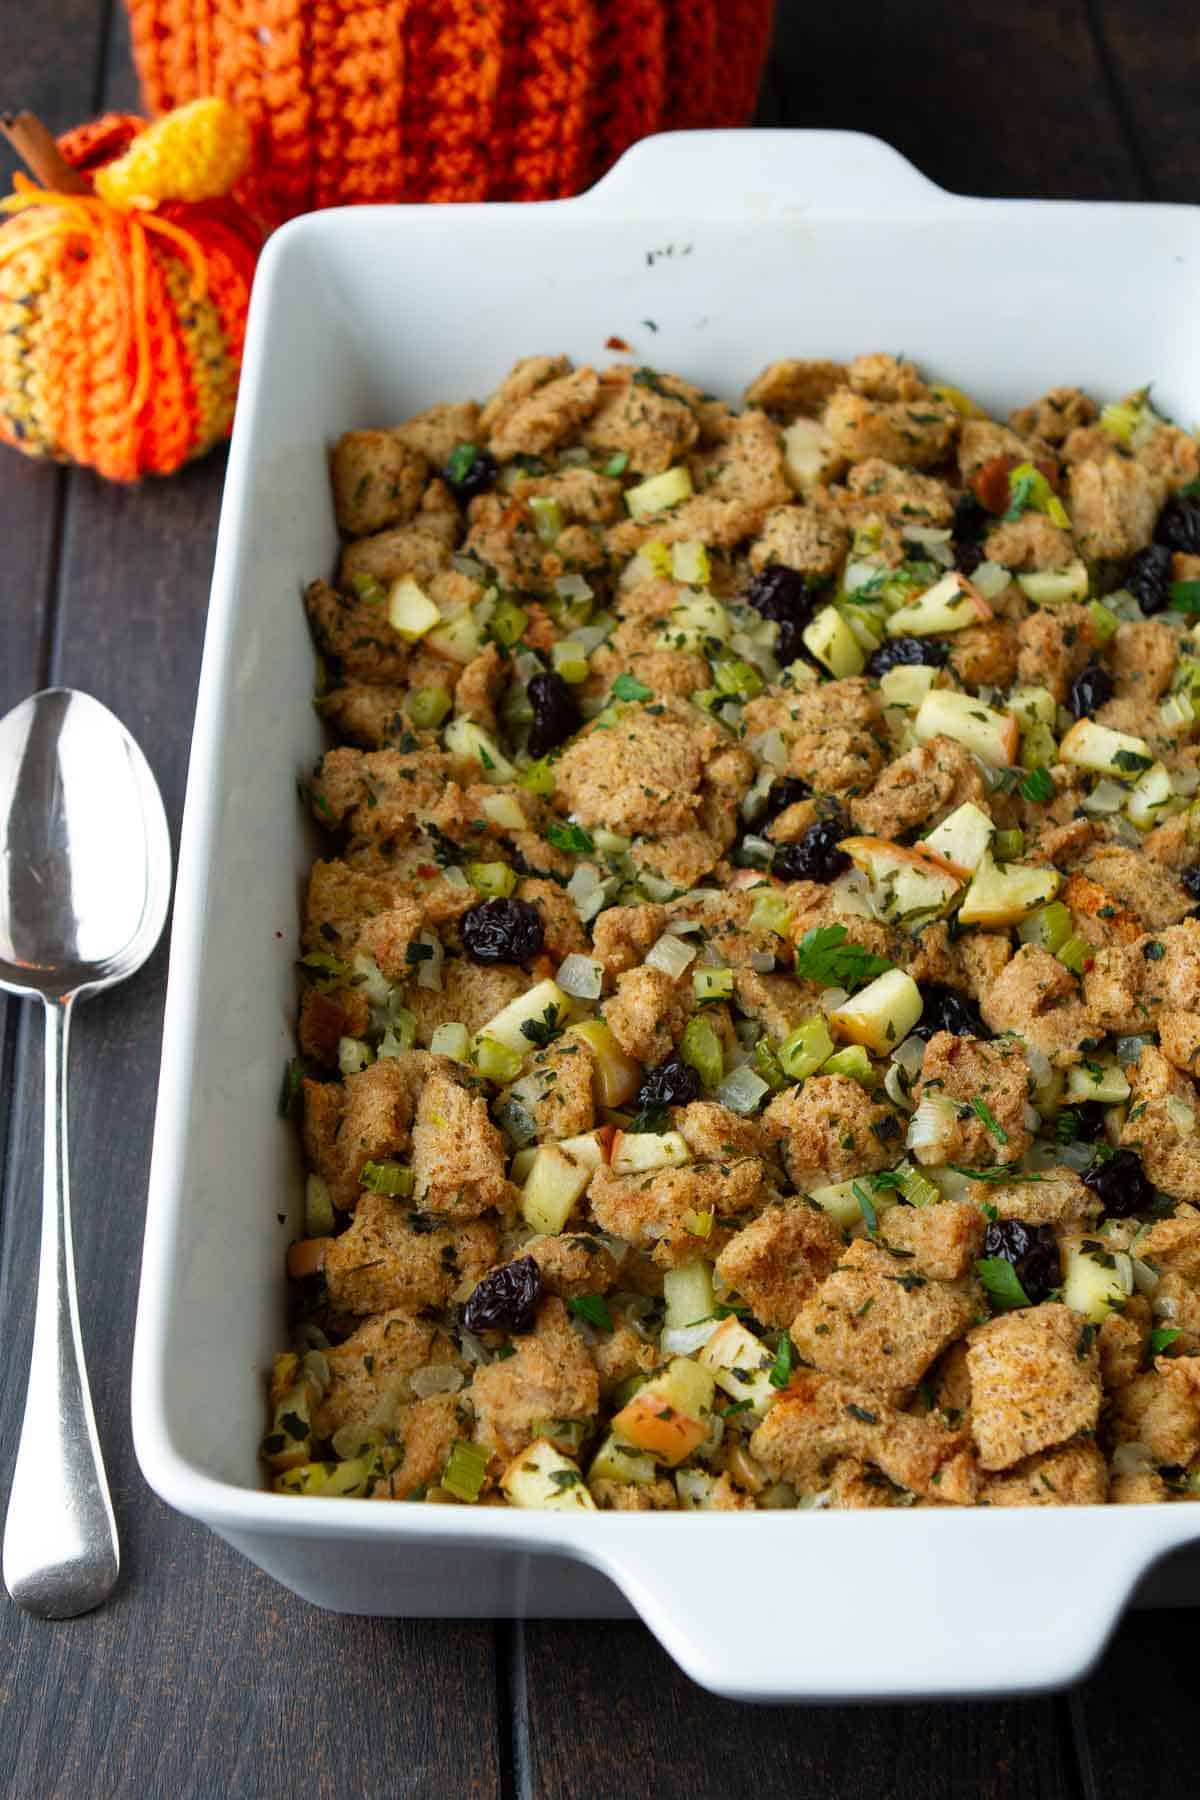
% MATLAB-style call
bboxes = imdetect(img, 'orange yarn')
[125,1,775,221]
[0,112,260,481]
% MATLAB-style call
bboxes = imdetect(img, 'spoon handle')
[3,995,119,1617]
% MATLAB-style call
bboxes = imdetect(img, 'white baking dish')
[132,129,1200,1702]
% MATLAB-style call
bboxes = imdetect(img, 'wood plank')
[1069,1602,1200,1797]
[1089,0,1197,201]
[519,1621,1081,1800]
[766,0,1143,199]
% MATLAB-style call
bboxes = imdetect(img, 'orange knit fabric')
[125,0,774,220]
[0,116,260,480]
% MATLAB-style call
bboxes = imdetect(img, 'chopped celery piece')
[473,1036,524,1082]
[1056,935,1092,974]
[337,1036,373,1075]
[1018,901,1073,953]
[518,758,556,796]
[993,829,1025,861]
[753,1037,788,1090]
[680,1016,724,1089]
[777,1016,835,1081]
[929,381,985,418]
[407,684,452,729]
[274,1457,372,1498]
[1005,461,1071,530]
[551,639,591,684]
[350,572,386,605]
[442,1439,490,1502]
[748,889,791,934]
[430,1022,470,1061]
[692,966,735,1003]
[1020,722,1058,771]
[468,861,517,898]
[1087,600,1121,646]
[360,1160,414,1197]
[712,658,764,700]
[821,1045,877,1085]
[899,1166,941,1208]
[528,496,563,544]
[378,1008,417,1057]
[488,597,529,648]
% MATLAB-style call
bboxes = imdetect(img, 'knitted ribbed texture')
[125,0,774,220]
[0,113,260,480]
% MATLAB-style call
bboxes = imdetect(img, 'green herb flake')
[566,1294,614,1332]
[603,451,630,477]
[970,1097,1010,1144]
[794,924,894,993]
[545,820,596,854]
[1113,748,1153,774]
[975,1256,1032,1311]
[1143,941,1165,962]
[278,1056,305,1119]
[612,673,654,702]
[547,1468,583,1490]
[446,442,479,486]
[1168,580,1200,616]
[846,1403,878,1425]
[768,1335,794,1389]
[851,1180,879,1235]
[1150,1326,1181,1355]
[1019,766,1055,804]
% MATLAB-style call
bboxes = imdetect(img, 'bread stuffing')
[266,352,1200,1510]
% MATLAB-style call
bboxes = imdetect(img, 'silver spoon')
[0,688,171,1618]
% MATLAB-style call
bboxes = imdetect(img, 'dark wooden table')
[4,4,1200,1795]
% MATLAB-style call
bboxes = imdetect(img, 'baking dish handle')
[584,1510,1185,1702]
[575,129,958,221]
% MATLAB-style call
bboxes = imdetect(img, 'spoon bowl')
[0,688,171,1618]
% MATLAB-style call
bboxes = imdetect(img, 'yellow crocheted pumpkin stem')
[93,98,250,210]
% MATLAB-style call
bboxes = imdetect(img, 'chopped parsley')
[1150,1326,1181,1355]
[975,1256,1031,1311]
[545,820,595,854]
[612,673,653,702]
[1019,766,1055,804]
[768,1335,794,1389]
[520,1005,564,1049]
[851,1180,879,1235]
[603,451,629,477]
[1168,579,1200,615]
[1113,748,1153,774]
[970,1097,1009,1144]
[446,442,481,486]
[794,924,894,993]
[1143,941,1165,962]
[950,1164,1045,1184]
[278,1056,305,1119]
[547,1468,583,1490]
[846,1403,878,1425]
[566,1294,614,1332]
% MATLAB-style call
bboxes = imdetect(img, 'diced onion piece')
[554,571,593,602]
[337,1036,373,1075]
[410,1364,465,1399]
[906,1093,958,1160]
[752,728,788,769]
[1166,1095,1197,1135]
[1017,561,1089,606]
[430,1022,470,1062]
[645,932,698,978]
[425,609,483,665]
[1082,777,1127,815]
[970,560,1010,601]
[714,1065,771,1115]
[304,1174,334,1236]
[625,465,694,522]
[556,953,604,1000]
[1116,1034,1155,1066]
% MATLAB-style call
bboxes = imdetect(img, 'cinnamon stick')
[1,111,87,193]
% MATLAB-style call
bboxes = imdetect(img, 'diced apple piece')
[879,664,939,712]
[1008,685,1057,730]
[557,1128,612,1169]
[922,802,995,875]
[838,836,964,924]
[566,1019,642,1107]
[610,1129,690,1175]
[886,571,991,636]
[958,852,1060,927]
[520,1143,594,1235]
[501,1437,597,1510]
[611,1358,716,1467]
[671,540,711,586]
[1016,561,1089,606]
[1059,718,1154,780]
[1061,1240,1133,1324]
[803,605,866,677]
[481,791,527,831]
[587,1431,658,1488]
[782,415,840,493]
[474,978,568,1055]
[913,690,1019,766]
[1126,761,1178,831]
[829,968,924,1054]
[662,591,731,651]
[425,609,483,664]
[444,716,516,783]
[386,575,441,641]
[1065,1060,1130,1104]
[809,1176,900,1231]
[663,1260,716,1333]
[626,465,694,522]
[698,1317,778,1417]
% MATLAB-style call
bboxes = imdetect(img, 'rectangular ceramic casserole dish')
[133,130,1200,1703]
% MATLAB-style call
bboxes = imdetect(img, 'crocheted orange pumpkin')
[0,102,261,481]
[126,0,775,221]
